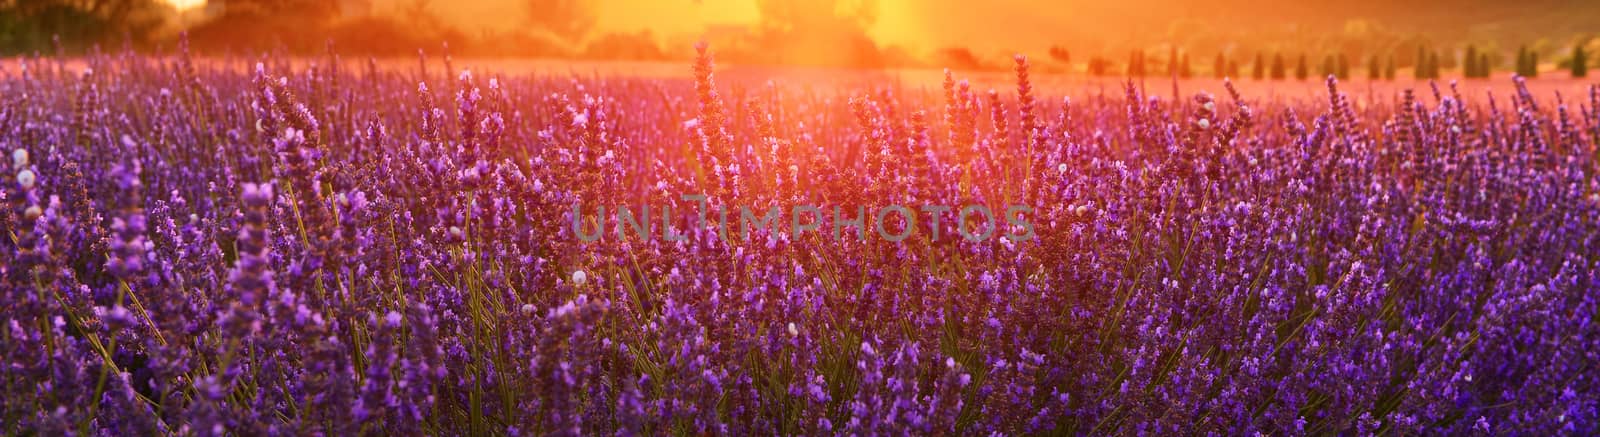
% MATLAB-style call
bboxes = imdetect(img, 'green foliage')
[1088,56,1110,76]
[1049,46,1071,65]
[526,0,596,43]
[1573,42,1588,78]
[1434,52,1441,78]
[1513,45,1544,77]
[1465,46,1480,78]
[0,0,164,55]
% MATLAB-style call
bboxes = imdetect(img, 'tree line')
[1063,42,1593,80]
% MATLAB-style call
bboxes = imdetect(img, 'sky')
[366,0,1161,54]
[162,0,1149,55]
[161,0,1600,62]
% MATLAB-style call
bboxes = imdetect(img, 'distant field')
[2,50,1597,435]
[18,55,1594,98]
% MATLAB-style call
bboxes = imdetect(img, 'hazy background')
[5,0,1600,72]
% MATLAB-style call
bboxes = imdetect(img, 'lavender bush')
[1,44,1598,435]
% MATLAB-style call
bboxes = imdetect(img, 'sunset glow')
[5,1,1600,434]
[164,0,205,12]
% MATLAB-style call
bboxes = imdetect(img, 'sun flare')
[165,0,205,12]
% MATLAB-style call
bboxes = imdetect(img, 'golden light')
[165,0,206,12]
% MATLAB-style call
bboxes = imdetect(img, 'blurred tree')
[1336,54,1349,79]
[583,31,666,61]
[226,0,338,21]
[1049,46,1070,65]
[525,0,596,44]
[1129,49,1145,77]
[1385,54,1397,79]
[1213,52,1226,79]
[0,0,165,53]
[938,47,985,71]
[399,0,446,32]
[751,0,882,67]
[1465,45,1479,77]
[1167,46,1178,76]
[1415,45,1426,76]
[1479,52,1491,78]
[1572,42,1588,78]
[1432,51,1442,78]
[1517,46,1529,76]
[1088,55,1109,76]
[1294,53,1308,80]
[189,0,348,52]
[1270,52,1285,79]
[1253,52,1264,80]
[1368,54,1380,80]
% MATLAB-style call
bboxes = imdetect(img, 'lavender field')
[2,43,1599,435]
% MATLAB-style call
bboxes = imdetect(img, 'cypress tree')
[1515,46,1524,76]
[1465,46,1479,78]
[1214,53,1227,79]
[1130,50,1144,77]
[1271,53,1285,80]
[1420,46,1433,80]
[1254,53,1265,79]
[1180,52,1192,78]
[1295,53,1308,80]
[1420,46,1433,79]
[1573,43,1588,78]
[1529,51,1539,77]
[1385,54,1397,80]
[1368,55,1381,80]
[1168,46,1179,77]
[1517,46,1530,76]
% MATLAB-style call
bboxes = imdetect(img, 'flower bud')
[17,169,36,189]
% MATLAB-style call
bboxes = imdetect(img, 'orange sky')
[359,0,1101,57]
[163,0,1600,62]
[168,0,1000,53]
